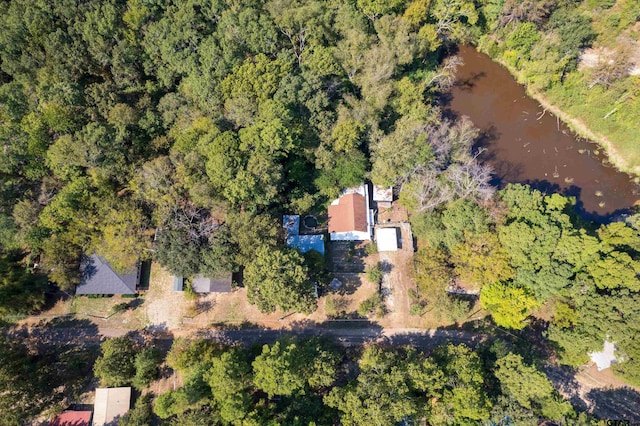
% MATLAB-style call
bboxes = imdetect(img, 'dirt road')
[6,319,639,422]
[377,222,417,328]
[3,321,487,350]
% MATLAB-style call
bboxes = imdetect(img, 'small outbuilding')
[373,185,393,209]
[92,387,131,426]
[50,410,92,426]
[589,340,617,371]
[376,227,399,252]
[191,274,232,293]
[329,277,342,291]
[172,275,184,292]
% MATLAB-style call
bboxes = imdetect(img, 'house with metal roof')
[76,254,139,295]
[328,184,374,241]
[376,227,399,252]
[92,387,131,426]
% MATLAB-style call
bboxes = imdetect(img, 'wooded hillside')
[0,0,493,308]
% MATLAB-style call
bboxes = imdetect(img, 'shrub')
[410,303,426,316]
[366,263,383,285]
[357,294,386,318]
[435,297,471,324]
[133,348,161,389]
[93,337,137,387]
[364,242,378,255]
[184,282,197,301]
[325,295,349,318]
[111,302,129,314]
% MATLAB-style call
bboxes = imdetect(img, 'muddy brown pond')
[446,45,640,220]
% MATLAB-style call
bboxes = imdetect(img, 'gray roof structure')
[76,254,139,295]
[191,273,232,293]
[173,276,184,292]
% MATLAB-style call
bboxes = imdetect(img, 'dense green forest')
[144,336,585,425]
[411,184,640,385]
[1,333,591,425]
[0,0,498,313]
[1,0,640,418]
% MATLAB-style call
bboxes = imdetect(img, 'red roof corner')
[50,411,92,426]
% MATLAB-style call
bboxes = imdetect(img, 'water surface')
[446,45,639,220]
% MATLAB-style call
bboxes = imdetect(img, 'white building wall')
[330,231,372,241]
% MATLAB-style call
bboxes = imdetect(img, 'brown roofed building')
[328,184,374,241]
[329,193,367,233]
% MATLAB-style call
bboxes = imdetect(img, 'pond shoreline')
[524,89,640,180]
[478,48,640,179]
[446,45,640,218]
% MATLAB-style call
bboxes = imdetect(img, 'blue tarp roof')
[286,234,325,255]
[283,215,300,236]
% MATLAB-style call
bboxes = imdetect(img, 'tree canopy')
[151,337,583,425]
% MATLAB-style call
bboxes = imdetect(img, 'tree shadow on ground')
[327,241,366,274]
[542,364,588,412]
[5,317,101,348]
[379,259,393,273]
[543,364,640,422]
[125,329,174,352]
[586,386,640,422]
[209,319,385,348]
[1,318,102,414]
[208,320,499,355]
[125,297,145,310]
[145,321,169,333]
[38,285,72,314]
[326,273,363,296]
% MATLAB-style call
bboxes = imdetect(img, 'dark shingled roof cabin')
[76,254,139,295]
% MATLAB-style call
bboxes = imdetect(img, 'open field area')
[18,242,479,336]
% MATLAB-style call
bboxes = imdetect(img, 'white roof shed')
[589,340,617,371]
[93,387,131,426]
[376,227,398,252]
